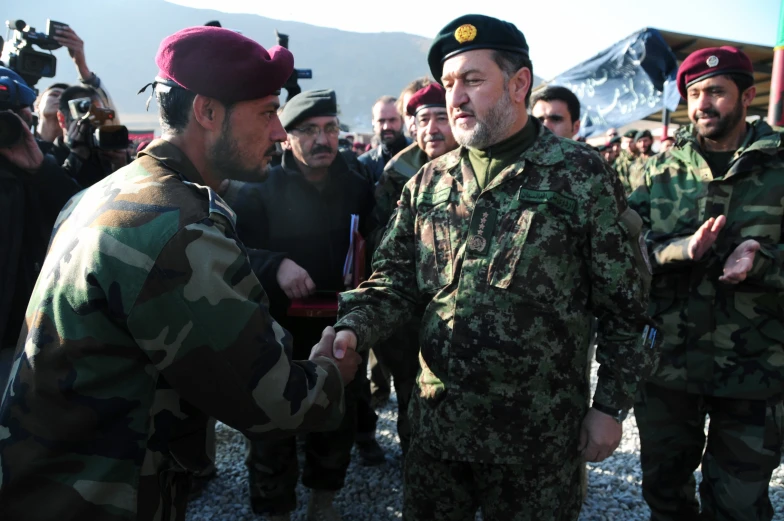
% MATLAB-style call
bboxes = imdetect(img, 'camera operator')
[50,85,128,187]
[35,25,119,145]
[0,67,81,391]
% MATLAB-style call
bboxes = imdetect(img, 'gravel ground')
[187,363,784,520]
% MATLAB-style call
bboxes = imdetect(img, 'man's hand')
[277,258,316,300]
[309,326,361,385]
[579,408,622,462]
[53,26,90,79]
[65,118,92,159]
[0,111,44,172]
[687,215,726,261]
[719,239,760,284]
[333,329,357,360]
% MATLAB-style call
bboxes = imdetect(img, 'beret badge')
[706,55,719,67]
[454,24,478,44]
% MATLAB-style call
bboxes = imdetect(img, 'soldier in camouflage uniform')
[613,129,639,195]
[0,27,359,521]
[332,15,659,521]
[628,47,784,521]
[625,129,655,195]
[369,83,457,457]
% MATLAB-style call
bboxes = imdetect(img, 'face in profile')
[207,95,287,182]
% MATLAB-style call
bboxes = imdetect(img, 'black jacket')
[0,155,82,348]
[222,150,375,317]
[357,135,411,183]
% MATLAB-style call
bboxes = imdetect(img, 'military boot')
[306,490,342,521]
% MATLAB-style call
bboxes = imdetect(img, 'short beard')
[695,101,744,141]
[207,112,268,182]
[452,87,517,149]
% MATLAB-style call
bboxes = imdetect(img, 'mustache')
[423,133,445,143]
[310,145,333,155]
[696,109,720,120]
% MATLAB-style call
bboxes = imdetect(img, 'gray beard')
[452,88,517,149]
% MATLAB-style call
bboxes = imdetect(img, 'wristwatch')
[592,402,628,424]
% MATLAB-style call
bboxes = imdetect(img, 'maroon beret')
[676,46,753,98]
[406,83,447,116]
[155,26,294,103]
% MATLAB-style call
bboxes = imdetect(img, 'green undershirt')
[468,118,539,190]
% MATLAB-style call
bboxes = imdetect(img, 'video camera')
[1,19,66,88]
[68,97,129,150]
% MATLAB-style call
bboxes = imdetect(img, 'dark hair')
[58,85,100,122]
[531,85,581,125]
[43,82,70,94]
[156,87,197,134]
[493,50,534,107]
[728,73,754,95]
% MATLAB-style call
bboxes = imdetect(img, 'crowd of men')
[0,12,781,521]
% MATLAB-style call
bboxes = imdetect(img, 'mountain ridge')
[8,0,540,132]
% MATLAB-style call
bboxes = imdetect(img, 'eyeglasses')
[292,123,341,138]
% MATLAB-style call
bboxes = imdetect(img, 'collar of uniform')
[386,142,429,179]
[677,120,781,157]
[456,117,564,168]
[138,139,206,185]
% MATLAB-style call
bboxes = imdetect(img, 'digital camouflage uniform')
[0,140,346,521]
[337,124,658,521]
[368,142,432,456]
[613,149,638,196]
[628,121,784,521]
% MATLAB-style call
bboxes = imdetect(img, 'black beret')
[428,14,529,83]
[279,89,338,130]
[623,129,638,138]
[635,129,653,142]
[608,136,622,145]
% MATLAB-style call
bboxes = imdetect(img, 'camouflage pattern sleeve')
[628,157,695,272]
[337,180,419,350]
[128,213,345,438]
[590,163,658,410]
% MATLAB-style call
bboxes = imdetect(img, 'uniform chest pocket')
[415,189,454,291]
[487,203,576,306]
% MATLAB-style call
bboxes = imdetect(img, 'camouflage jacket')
[626,153,653,195]
[369,142,429,253]
[628,121,784,400]
[337,124,657,465]
[613,150,637,196]
[0,140,345,521]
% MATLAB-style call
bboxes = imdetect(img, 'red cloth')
[155,26,294,103]
[677,46,753,98]
[406,83,447,116]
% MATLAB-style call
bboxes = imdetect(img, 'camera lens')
[0,112,23,148]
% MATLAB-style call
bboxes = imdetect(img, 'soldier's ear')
[192,95,224,132]
[509,67,532,106]
[281,139,292,151]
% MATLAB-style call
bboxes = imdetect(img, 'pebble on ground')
[186,363,784,520]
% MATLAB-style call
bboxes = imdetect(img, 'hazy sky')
[169,0,779,79]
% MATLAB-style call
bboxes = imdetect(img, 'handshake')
[309,326,361,385]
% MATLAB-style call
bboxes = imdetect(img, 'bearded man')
[332,14,657,521]
[629,46,784,521]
